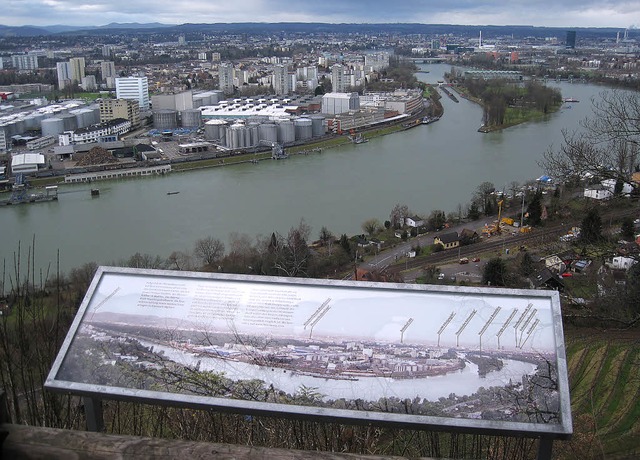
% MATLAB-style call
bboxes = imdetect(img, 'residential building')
[219,63,234,95]
[69,57,86,84]
[331,64,346,92]
[101,61,117,88]
[116,76,149,111]
[405,216,425,228]
[56,61,72,89]
[273,64,290,95]
[583,184,613,200]
[99,98,141,127]
[11,54,39,70]
[434,232,460,250]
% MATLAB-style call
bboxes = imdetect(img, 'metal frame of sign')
[45,267,572,445]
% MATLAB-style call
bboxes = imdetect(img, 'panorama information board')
[46,267,572,438]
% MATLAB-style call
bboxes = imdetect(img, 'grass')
[563,330,640,457]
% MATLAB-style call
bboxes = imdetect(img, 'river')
[3,64,606,274]
[140,339,537,402]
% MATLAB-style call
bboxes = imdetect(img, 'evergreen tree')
[580,207,603,244]
[483,258,508,286]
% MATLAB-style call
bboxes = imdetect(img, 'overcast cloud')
[2,0,638,28]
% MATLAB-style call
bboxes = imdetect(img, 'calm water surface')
[3,64,607,274]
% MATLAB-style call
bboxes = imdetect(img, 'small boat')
[563,98,579,103]
[422,116,440,125]
[91,189,100,197]
[167,191,180,195]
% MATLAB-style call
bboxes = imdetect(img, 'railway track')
[385,206,639,275]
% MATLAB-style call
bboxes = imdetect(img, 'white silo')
[248,122,260,147]
[181,109,202,128]
[310,115,326,137]
[204,119,227,141]
[41,118,65,137]
[277,120,295,144]
[153,110,178,130]
[211,90,224,104]
[294,118,313,141]
[258,123,278,143]
[60,113,78,131]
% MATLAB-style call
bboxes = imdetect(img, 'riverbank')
[450,84,562,133]
[28,107,426,187]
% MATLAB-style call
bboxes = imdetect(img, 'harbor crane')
[496,308,518,349]
[400,318,414,344]
[303,298,331,330]
[513,303,533,343]
[478,307,501,351]
[521,319,540,349]
[307,304,331,339]
[259,140,287,160]
[437,312,456,347]
[455,309,477,347]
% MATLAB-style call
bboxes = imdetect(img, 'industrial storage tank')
[181,109,202,128]
[277,120,295,144]
[23,115,39,130]
[294,118,313,141]
[153,109,178,130]
[204,119,227,141]
[227,123,247,150]
[210,90,224,104]
[310,115,325,137]
[41,118,65,137]
[247,122,260,147]
[60,113,78,131]
[73,109,94,128]
[258,123,278,143]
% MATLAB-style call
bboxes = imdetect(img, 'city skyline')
[2,0,637,29]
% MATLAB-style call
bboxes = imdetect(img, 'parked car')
[471,257,480,262]
[459,257,469,264]
[438,273,445,280]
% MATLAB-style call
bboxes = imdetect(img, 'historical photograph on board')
[55,270,565,426]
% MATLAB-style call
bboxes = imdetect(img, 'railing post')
[83,397,104,432]
[536,437,553,460]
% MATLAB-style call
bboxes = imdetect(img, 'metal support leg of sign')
[537,437,553,460]
[83,397,104,432]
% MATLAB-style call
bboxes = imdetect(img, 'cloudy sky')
[2,0,638,28]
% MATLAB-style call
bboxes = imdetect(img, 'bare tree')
[540,90,640,183]
[361,218,380,236]
[194,237,225,267]
[389,203,409,229]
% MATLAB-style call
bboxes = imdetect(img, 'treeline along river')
[2,64,612,274]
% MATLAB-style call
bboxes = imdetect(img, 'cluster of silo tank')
[70,106,100,129]
[39,104,100,137]
[203,115,326,150]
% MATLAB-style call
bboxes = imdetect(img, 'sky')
[2,0,638,29]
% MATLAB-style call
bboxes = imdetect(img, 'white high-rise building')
[219,63,234,95]
[11,54,39,70]
[116,76,150,111]
[69,57,86,84]
[331,64,346,93]
[273,64,290,95]
[56,62,72,89]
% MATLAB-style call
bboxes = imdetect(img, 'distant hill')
[0,22,628,38]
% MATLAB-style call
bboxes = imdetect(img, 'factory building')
[360,89,423,115]
[321,92,360,115]
[116,76,150,111]
[11,153,45,175]
[100,98,141,127]
[58,118,132,145]
[151,91,194,111]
